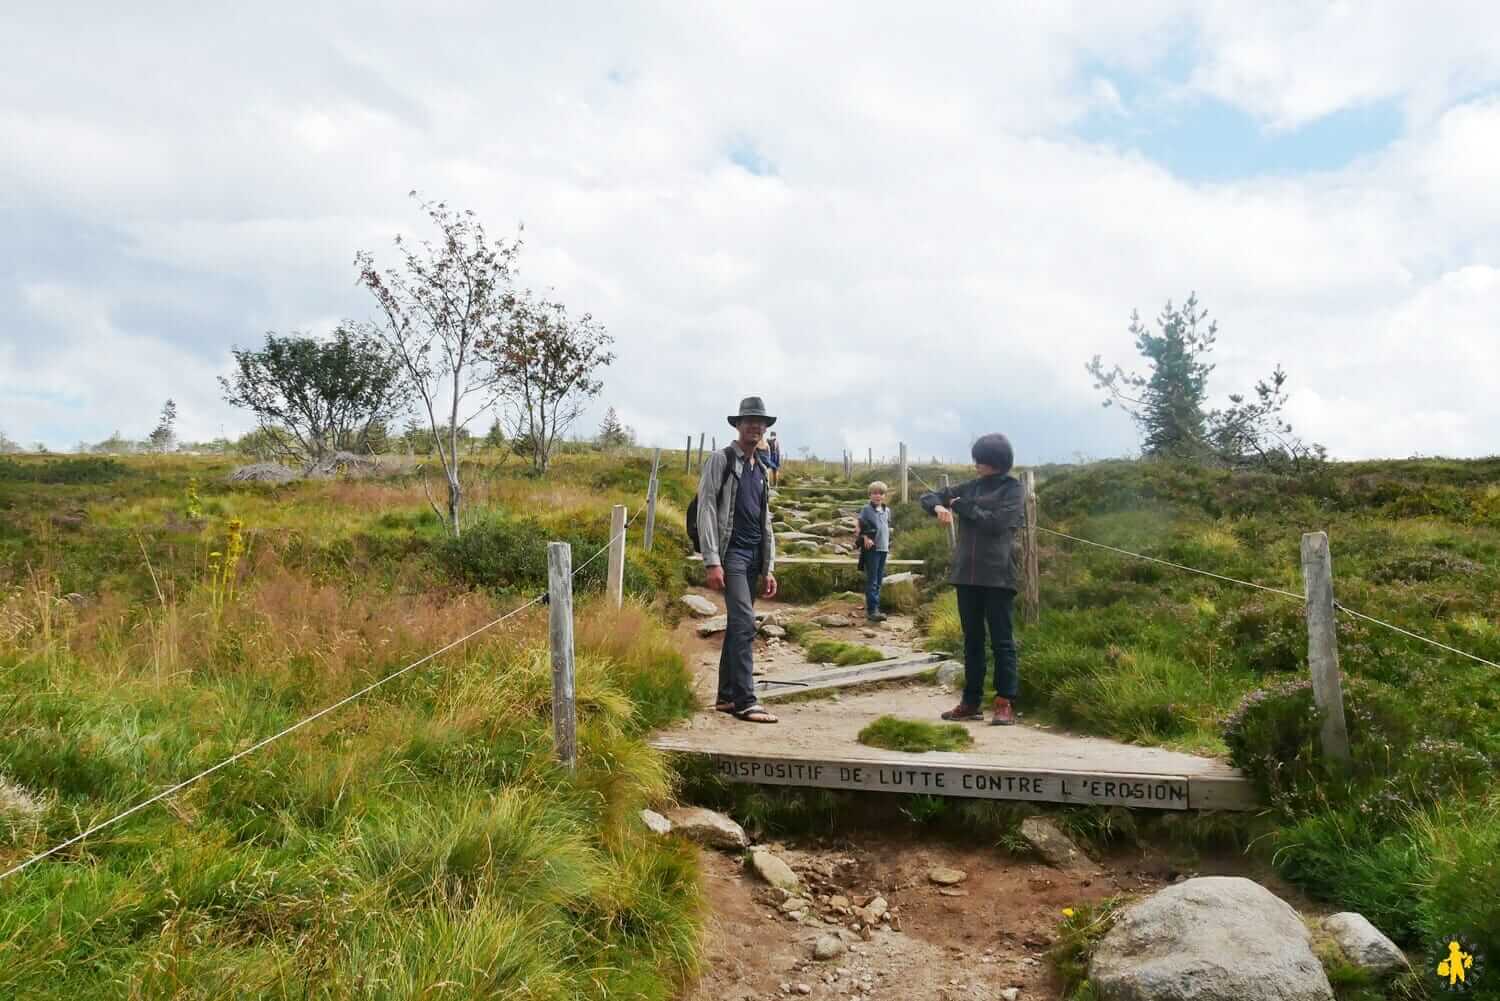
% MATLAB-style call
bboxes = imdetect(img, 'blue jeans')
[864,550,888,615]
[956,585,1018,705]
[716,545,764,712]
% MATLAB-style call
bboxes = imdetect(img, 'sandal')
[732,703,779,724]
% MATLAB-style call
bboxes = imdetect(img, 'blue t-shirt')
[729,453,766,550]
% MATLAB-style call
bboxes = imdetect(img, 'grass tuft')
[857,715,974,753]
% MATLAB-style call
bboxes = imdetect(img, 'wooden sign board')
[701,750,1191,810]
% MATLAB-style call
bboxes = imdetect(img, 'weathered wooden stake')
[867,447,873,468]
[1301,531,1351,762]
[1020,470,1040,625]
[547,542,577,769]
[899,442,909,504]
[607,504,627,609]
[941,474,956,549]
[697,433,705,470]
[685,435,692,472]
[844,450,852,480]
[644,449,661,551]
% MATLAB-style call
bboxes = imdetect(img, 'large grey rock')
[695,615,729,637]
[1321,913,1407,975]
[1090,876,1333,1001]
[663,807,749,850]
[681,594,718,617]
[760,623,787,639]
[749,848,802,894]
[1020,816,1089,870]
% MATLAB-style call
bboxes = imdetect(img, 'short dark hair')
[971,433,1014,473]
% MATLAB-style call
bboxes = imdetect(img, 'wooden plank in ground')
[687,555,925,567]
[756,653,948,701]
[652,741,1196,810]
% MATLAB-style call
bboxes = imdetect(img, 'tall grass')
[0,455,703,998]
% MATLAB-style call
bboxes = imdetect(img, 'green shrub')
[442,515,655,598]
[0,456,129,484]
[857,716,973,753]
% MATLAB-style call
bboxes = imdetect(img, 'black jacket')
[920,474,1024,589]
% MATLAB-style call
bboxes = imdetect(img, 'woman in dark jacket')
[919,433,1024,725]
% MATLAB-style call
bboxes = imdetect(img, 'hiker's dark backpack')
[686,446,740,553]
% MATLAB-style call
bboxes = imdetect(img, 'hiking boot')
[866,612,888,623]
[941,703,983,722]
[990,697,1016,726]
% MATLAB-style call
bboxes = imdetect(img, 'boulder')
[1090,876,1333,1001]
[749,848,802,894]
[640,809,672,835]
[813,934,847,961]
[1321,913,1408,975]
[1020,817,1089,870]
[681,594,718,617]
[663,807,749,850]
[695,616,728,637]
[761,624,787,639]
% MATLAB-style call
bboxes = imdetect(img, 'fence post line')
[899,442,909,504]
[1020,470,1040,625]
[644,448,661,552]
[685,435,692,472]
[607,504,627,609]
[1300,531,1351,762]
[547,542,577,770]
[941,474,956,549]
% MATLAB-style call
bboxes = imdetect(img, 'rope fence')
[1,490,650,885]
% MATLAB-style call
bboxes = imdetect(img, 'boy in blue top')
[857,481,893,623]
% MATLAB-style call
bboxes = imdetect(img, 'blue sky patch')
[727,139,776,177]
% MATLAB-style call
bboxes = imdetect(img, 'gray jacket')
[920,473,1024,589]
[696,444,777,573]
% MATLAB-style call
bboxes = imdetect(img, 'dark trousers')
[863,550,888,614]
[955,584,1018,706]
[716,545,763,711]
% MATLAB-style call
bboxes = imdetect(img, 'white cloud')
[2,3,1499,462]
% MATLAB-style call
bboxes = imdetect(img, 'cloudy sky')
[5,2,1500,463]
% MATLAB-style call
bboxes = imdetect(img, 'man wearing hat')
[697,396,779,723]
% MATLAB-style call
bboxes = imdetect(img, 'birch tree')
[356,195,520,535]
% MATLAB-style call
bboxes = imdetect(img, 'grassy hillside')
[0,451,702,999]
[920,458,1500,986]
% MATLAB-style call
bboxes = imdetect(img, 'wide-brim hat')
[727,396,777,428]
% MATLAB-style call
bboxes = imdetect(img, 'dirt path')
[682,832,1316,1001]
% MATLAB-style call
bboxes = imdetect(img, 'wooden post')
[899,442,909,504]
[697,433,705,470]
[867,447,872,468]
[547,542,577,770]
[607,504,627,609]
[685,435,692,472]
[1020,470,1040,625]
[844,450,852,481]
[1301,532,1350,762]
[644,448,661,552]
[941,474,956,549]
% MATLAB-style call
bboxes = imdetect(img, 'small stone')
[640,809,672,835]
[681,594,718,617]
[750,848,803,895]
[1001,989,1021,1001]
[663,806,749,850]
[854,896,888,925]
[781,897,812,914]
[695,615,728,637]
[939,888,968,897]
[1019,816,1089,870]
[761,623,787,639]
[928,866,968,886]
[1321,912,1408,974]
[813,935,847,961]
[830,895,850,909]
[796,985,812,996]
